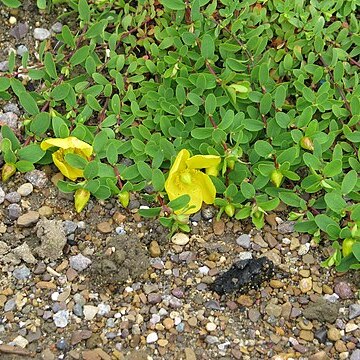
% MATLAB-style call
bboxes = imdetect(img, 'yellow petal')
[41,137,93,157]
[186,155,221,169]
[74,189,90,213]
[192,172,216,204]
[169,149,190,176]
[52,150,84,181]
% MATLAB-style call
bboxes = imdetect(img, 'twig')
[0,344,35,357]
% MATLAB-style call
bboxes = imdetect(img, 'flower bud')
[227,159,235,170]
[2,163,16,182]
[300,136,314,151]
[224,204,235,217]
[118,191,130,208]
[206,165,219,177]
[253,210,263,219]
[270,169,283,188]
[74,189,90,213]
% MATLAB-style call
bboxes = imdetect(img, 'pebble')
[63,220,78,235]
[97,303,110,316]
[8,203,22,219]
[149,240,161,257]
[69,254,92,271]
[248,308,261,322]
[17,183,33,196]
[84,305,98,320]
[53,310,69,328]
[17,211,40,227]
[314,327,328,343]
[56,338,69,351]
[0,187,5,204]
[0,112,18,129]
[334,282,353,299]
[201,206,215,220]
[213,220,225,235]
[206,322,216,331]
[184,348,197,360]
[11,335,29,348]
[13,243,36,263]
[171,233,190,246]
[205,335,219,344]
[16,45,28,57]
[277,221,296,233]
[0,61,9,72]
[350,349,360,360]
[299,277,313,293]
[33,28,51,40]
[236,234,251,249]
[3,103,20,114]
[5,191,21,203]
[327,327,341,341]
[38,206,53,217]
[51,22,63,33]
[97,221,113,233]
[4,298,16,311]
[13,265,31,280]
[349,304,360,319]
[0,241,10,255]
[265,303,282,317]
[25,170,48,188]
[146,332,158,343]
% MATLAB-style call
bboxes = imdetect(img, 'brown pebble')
[327,327,341,341]
[270,279,284,289]
[66,268,78,282]
[184,347,197,360]
[38,206,53,217]
[213,220,225,236]
[17,211,39,227]
[36,281,56,289]
[308,351,329,360]
[163,317,174,329]
[96,222,113,234]
[334,340,347,352]
[149,241,161,257]
[236,295,254,307]
[112,212,126,224]
[299,329,314,341]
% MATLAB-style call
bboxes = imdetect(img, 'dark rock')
[314,327,328,344]
[9,23,29,39]
[210,257,275,295]
[303,298,340,323]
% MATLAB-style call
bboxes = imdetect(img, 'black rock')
[314,327,328,343]
[210,257,275,295]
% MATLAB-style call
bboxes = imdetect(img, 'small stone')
[158,339,168,347]
[213,220,225,235]
[17,183,33,196]
[299,277,313,293]
[56,338,69,351]
[298,243,310,256]
[0,187,5,204]
[236,295,254,307]
[16,45,28,57]
[53,310,69,328]
[236,234,251,249]
[278,221,296,233]
[8,203,22,220]
[17,211,39,227]
[303,298,339,323]
[314,327,328,344]
[63,220,78,235]
[83,305,98,320]
[253,234,268,248]
[38,206,53,217]
[205,335,219,344]
[349,304,360,320]
[4,298,16,311]
[25,170,48,188]
[147,293,162,304]
[97,303,110,316]
[97,221,113,233]
[248,308,260,322]
[13,265,31,280]
[270,279,283,289]
[265,302,282,317]
[184,348,197,360]
[51,22,63,33]
[171,233,190,246]
[327,327,341,341]
[334,339,347,353]
[163,318,174,329]
[71,330,92,345]
[201,206,215,220]
[0,241,10,255]
[264,232,278,248]
[11,335,29,348]
[334,282,353,299]
[13,243,36,264]
[206,322,216,331]
[299,330,314,341]
[309,351,328,360]
[3,103,20,114]
[33,28,51,40]
[69,254,92,272]
[350,349,360,360]
[5,192,21,203]
[0,61,9,72]
[146,332,158,343]
[149,241,161,257]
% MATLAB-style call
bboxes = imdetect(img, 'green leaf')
[152,169,165,191]
[2,0,21,7]
[93,185,112,200]
[0,77,10,92]
[52,117,69,138]
[201,34,215,59]
[323,160,342,177]
[78,0,90,23]
[17,144,45,163]
[205,93,216,115]
[279,192,306,208]
[341,170,357,195]
[37,0,46,9]
[30,112,51,136]
[160,0,186,11]
[168,194,190,211]
[315,214,340,239]
[16,160,34,172]
[70,46,90,66]
[1,125,20,150]
[51,83,71,101]
[138,207,162,217]
[84,161,99,180]
[240,181,255,199]
[64,153,88,170]
[254,140,273,158]
[18,92,39,115]
[106,143,118,165]
[324,192,347,213]
[44,52,57,79]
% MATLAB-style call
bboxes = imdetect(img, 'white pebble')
[206,322,217,331]
[146,332,158,343]
[51,292,59,301]
[171,233,190,246]
[17,183,33,197]
[83,305,98,320]
[9,16,17,25]
[11,335,28,348]
[33,28,51,41]
[53,310,69,328]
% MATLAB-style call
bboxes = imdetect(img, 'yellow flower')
[74,189,90,213]
[165,149,220,214]
[41,137,93,181]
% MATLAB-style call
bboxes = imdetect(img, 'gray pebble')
[98,303,111,316]
[73,293,86,305]
[236,251,253,261]
[148,293,162,304]
[106,318,116,328]
[8,203,22,220]
[56,338,69,351]
[0,61,9,72]
[51,22,63,33]
[277,221,296,234]
[69,253,92,271]
[0,187,5,204]
[204,300,221,310]
[3,103,20,114]
[349,304,360,320]
[201,206,216,220]
[236,234,251,249]
[63,220,78,235]
[4,298,16,312]
[16,45,28,57]
[24,170,48,188]
[190,211,201,222]
[0,112,18,129]
[33,28,51,41]
[13,265,31,280]
[53,310,69,328]
[128,200,140,210]
[17,183,33,196]
[73,303,83,317]
[314,327,327,343]
[5,192,21,203]
[205,335,219,344]
[350,349,360,360]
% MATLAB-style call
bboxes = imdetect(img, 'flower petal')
[52,150,83,181]
[186,155,221,169]
[192,172,216,204]
[41,137,93,157]
[169,149,190,176]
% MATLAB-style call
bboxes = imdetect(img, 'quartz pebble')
[83,305,98,320]
[53,310,69,328]
[33,28,51,40]
[146,332,158,343]
[236,234,251,249]
[0,187,5,204]
[171,233,190,246]
[17,183,33,196]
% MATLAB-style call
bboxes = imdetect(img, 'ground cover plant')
[0,0,359,272]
